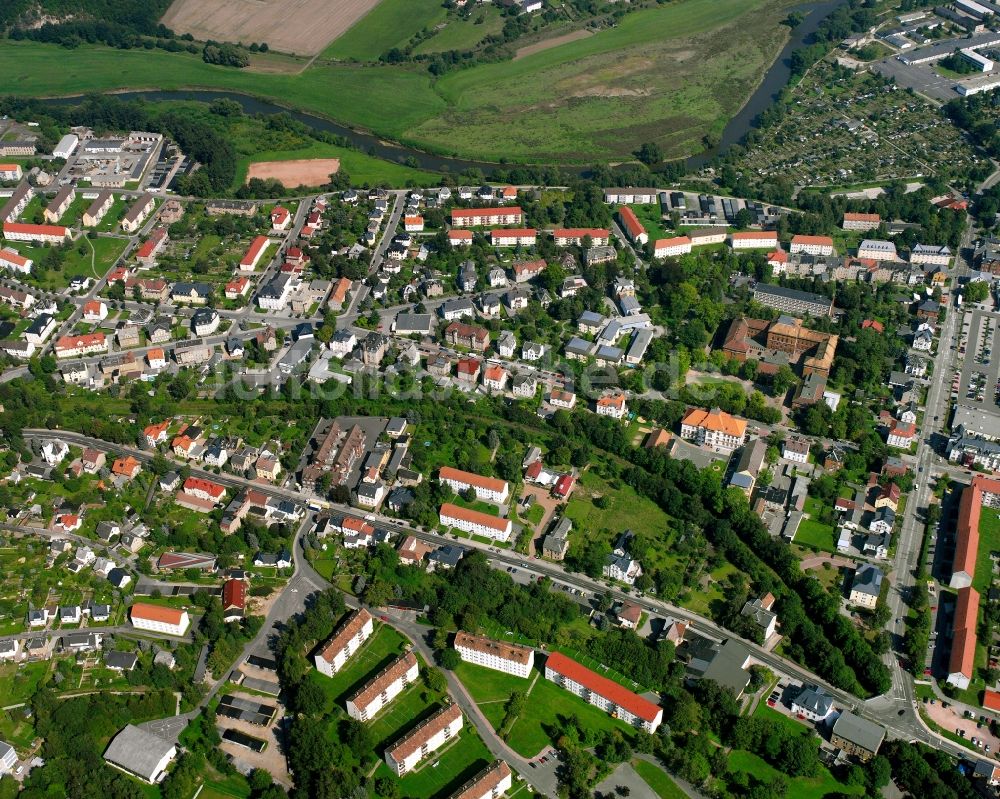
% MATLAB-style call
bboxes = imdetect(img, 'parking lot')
[956,310,1000,414]
[923,697,1000,754]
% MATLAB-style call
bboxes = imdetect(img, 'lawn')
[322,0,449,61]
[975,508,1000,595]
[0,0,792,164]
[628,204,669,243]
[453,661,533,704]
[795,518,836,552]
[19,236,127,290]
[632,760,687,799]
[372,726,493,798]
[454,661,629,758]
[308,622,409,709]
[727,750,863,799]
[751,703,811,737]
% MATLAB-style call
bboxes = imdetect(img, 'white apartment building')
[790,235,834,256]
[910,244,951,265]
[857,239,898,262]
[385,703,464,776]
[454,631,534,678]
[653,236,692,258]
[448,762,512,799]
[315,609,374,677]
[544,652,662,733]
[2,222,69,245]
[730,231,778,250]
[843,212,880,231]
[490,229,537,247]
[451,207,523,227]
[439,503,513,542]
[120,194,154,233]
[129,603,190,637]
[437,466,510,504]
[346,651,419,721]
[0,248,31,274]
[552,228,610,246]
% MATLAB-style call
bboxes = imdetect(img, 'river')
[42,0,849,177]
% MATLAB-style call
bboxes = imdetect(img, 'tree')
[424,667,447,693]
[771,364,796,396]
[634,142,662,165]
[294,677,327,716]
[437,648,461,670]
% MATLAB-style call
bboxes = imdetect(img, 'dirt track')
[162,0,381,56]
[514,29,592,60]
[247,158,341,187]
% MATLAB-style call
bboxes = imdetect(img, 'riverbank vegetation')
[0,0,799,165]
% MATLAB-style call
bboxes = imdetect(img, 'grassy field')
[727,750,863,799]
[323,0,449,60]
[632,760,687,799]
[975,508,1000,594]
[563,469,675,571]
[412,7,505,55]
[0,0,791,164]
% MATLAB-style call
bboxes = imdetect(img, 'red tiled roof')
[439,503,510,533]
[545,651,660,722]
[553,474,574,497]
[3,222,68,237]
[183,476,225,500]
[452,207,523,221]
[317,608,373,663]
[732,231,777,240]
[131,602,185,625]
[618,207,645,239]
[791,234,834,246]
[985,689,1000,711]
[331,277,351,304]
[949,586,980,681]
[766,249,788,262]
[682,407,747,437]
[222,578,247,610]
[490,228,536,239]
[0,248,29,266]
[241,235,268,267]
[655,236,691,249]
[448,230,473,240]
[439,466,507,494]
[844,212,880,222]
[553,228,609,240]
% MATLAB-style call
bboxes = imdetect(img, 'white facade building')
[454,631,534,678]
[315,609,374,677]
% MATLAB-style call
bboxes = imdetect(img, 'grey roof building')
[103,724,177,783]
[105,651,138,671]
[685,637,752,697]
[830,711,885,761]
